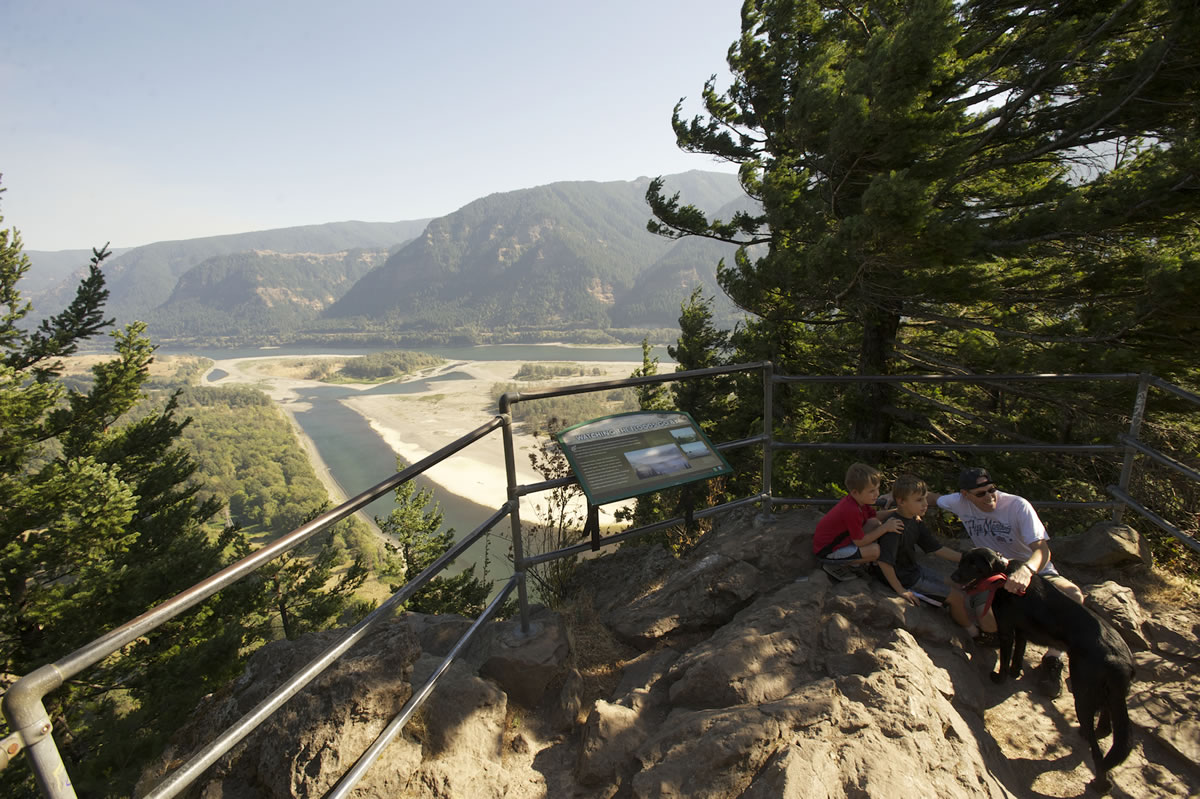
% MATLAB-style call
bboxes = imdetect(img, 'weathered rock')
[1052,521,1151,567]
[1133,650,1192,682]
[600,551,763,648]
[145,507,1200,799]
[136,619,423,799]
[1129,674,1200,774]
[1144,609,1200,660]
[613,647,680,713]
[576,700,650,785]
[1084,580,1152,650]
[667,578,827,709]
[479,606,570,707]
[409,654,506,758]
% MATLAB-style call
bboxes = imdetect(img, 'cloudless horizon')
[2,1,744,252]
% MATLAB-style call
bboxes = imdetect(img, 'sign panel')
[555,411,733,505]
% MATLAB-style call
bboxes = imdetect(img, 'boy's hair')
[892,474,927,501]
[845,463,882,493]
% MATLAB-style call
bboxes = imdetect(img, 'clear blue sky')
[1,0,744,252]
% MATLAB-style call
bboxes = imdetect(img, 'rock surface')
[140,511,1200,798]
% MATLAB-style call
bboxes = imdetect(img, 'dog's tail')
[1101,683,1133,773]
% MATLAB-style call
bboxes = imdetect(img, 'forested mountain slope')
[28,219,430,326]
[324,171,745,334]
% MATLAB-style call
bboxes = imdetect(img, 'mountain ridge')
[25,171,750,345]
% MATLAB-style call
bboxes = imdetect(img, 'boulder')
[1129,674,1200,772]
[600,551,763,648]
[478,606,570,707]
[136,619,423,799]
[1052,521,1151,568]
[1144,609,1200,660]
[576,700,650,785]
[1084,580,1152,650]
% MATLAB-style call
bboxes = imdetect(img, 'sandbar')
[204,355,639,524]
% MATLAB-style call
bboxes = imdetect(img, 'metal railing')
[3,364,1197,796]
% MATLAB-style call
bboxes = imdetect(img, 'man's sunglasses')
[971,486,998,498]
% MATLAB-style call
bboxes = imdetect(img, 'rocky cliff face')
[140,511,1200,798]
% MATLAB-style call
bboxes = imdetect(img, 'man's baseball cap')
[959,467,993,490]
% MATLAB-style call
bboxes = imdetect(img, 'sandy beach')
[205,355,638,523]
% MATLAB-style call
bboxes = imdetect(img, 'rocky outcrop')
[141,513,1200,798]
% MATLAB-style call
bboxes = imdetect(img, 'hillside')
[141,248,392,338]
[324,171,746,335]
[26,219,430,327]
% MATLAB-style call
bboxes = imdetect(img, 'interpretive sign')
[555,411,733,505]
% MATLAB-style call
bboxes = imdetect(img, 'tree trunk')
[851,307,901,447]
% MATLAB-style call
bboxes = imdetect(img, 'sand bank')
[206,355,636,522]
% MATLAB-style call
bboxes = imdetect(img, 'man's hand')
[900,590,918,606]
[1005,562,1033,594]
[881,516,904,534]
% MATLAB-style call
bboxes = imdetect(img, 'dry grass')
[59,352,207,379]
[245,356,349,380]
[560,594,637,724]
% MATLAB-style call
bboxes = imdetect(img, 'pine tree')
[0,182,262,794]
[646,0,1200,511]
[648,0,1200,442]
[378,481,492,616]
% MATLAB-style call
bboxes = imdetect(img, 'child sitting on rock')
[812,463,902,563]
[874,475,966,617]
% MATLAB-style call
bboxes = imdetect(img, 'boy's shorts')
[825,543,862,560]
[907,565,950,598]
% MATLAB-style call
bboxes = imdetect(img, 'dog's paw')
[1087,775,1112,795]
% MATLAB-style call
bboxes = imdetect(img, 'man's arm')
[932,547,961,563]
[1004,539,1051,594]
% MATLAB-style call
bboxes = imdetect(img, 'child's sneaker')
[820,562,864,582]
[1036,654,1065,698]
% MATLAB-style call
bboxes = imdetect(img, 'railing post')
[1114,373,1151,524]
[2,665,76,798]
[761,362,774,517]
[498,395,531,635]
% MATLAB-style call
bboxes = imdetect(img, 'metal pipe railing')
[522,493,767,567]
[4,416,506,799]
[1108,486,1200,554]
[771,442,1119,453]
[325,576,519,799]
[773,372,1143,384]
[141,502,513,799]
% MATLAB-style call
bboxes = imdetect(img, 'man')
[935,467,1083,698]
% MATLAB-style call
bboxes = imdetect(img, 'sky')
[1,0,744,252]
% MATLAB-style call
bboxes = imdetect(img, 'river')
[190,343,666,578]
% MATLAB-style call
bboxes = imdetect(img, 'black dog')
[951,547,1135,794]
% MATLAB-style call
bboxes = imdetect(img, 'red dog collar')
[965,573,1019,617]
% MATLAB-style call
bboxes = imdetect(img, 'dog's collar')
[964,573,1010,618]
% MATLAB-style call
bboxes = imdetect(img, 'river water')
[190,343,664,578]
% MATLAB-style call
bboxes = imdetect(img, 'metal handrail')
[4,364,1196,797]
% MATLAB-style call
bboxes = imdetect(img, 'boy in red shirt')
[812,463,902,562]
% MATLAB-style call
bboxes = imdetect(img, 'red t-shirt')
[812,494,876,554]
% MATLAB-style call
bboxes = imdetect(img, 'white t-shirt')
[936,490,1058,574]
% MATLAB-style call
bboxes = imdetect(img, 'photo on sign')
[623,444,692,480]
[669,427,699,445]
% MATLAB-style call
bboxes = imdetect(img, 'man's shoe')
[1036,654,1065,698]
[974,631,1001,648]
